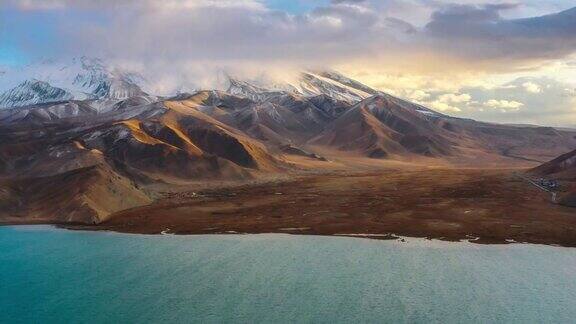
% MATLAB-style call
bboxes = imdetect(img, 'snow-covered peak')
[0,57,147,109]
[225,70,379,103]
[295,71,375,102]
[226,77,293,102]
[0,79,73,108]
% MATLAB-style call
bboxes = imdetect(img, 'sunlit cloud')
[484,99,524,112]
[522,81,542,93]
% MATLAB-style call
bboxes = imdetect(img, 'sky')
[1,0,575,126]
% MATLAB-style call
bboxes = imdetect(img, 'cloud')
[5,0,265,10]
[522,81,542,93]
[425,93,471,112]
[484,99,524,111]
[429,101,462,113]
[5,0,420,82]
[425,4,576,68]
[331,0,368,4]
[3,0,576,125]
[455,76,576,125]
[407,89,430,101]
[5,0,576,76]
[371,74,576,126]
[437,93,471,103]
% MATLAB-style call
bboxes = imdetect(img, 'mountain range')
[1,58,576,223]
[0,57,147,109]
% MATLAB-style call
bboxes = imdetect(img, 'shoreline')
[2,224,573,250]
[58,224,564,246]
[0,223,562,247]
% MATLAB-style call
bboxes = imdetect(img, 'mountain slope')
[0,164,152,224]
[162,97,283,171]
[531,149,576,180]
[310,94,459,158]
[530,149,576,207]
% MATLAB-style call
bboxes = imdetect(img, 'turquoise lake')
[1,226,576,323]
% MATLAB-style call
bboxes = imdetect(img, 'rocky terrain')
[1,59,576,232]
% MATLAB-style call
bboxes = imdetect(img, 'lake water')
[1,226,576,323]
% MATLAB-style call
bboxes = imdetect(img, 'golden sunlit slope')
[162,97,284,172]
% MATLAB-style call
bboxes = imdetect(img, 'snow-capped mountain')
[227,78,291,102]
[296,71,377,102]
[226,71,378,103]
[0,57,147,108]
[1,57,382,110]
[0,80,73,108]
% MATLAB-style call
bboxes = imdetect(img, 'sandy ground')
[69,167,576,247]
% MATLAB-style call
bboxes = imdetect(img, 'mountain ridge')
[2,60,576,223]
